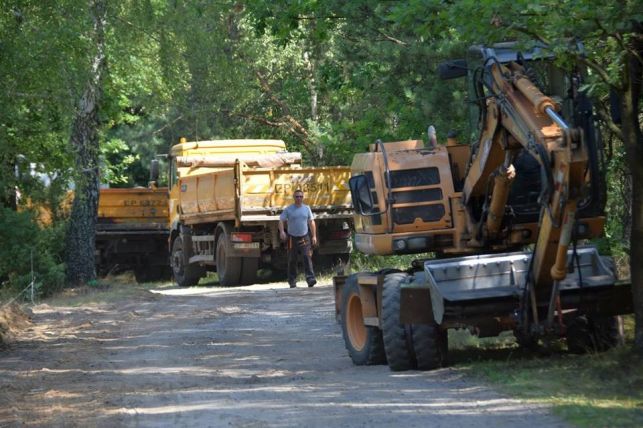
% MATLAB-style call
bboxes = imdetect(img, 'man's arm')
[278,219,287,241]
[309,218,317,246]
[279,209,288,241]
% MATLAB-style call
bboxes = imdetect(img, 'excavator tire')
[566,314,621,354]
[513,329,539,351]
[171,236,203,287]
[382,272,416,371]
[340,274,387,365]
[412,324,448,370]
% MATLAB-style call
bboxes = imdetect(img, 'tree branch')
[376,29,408,46]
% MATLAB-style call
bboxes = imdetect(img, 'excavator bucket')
[412,246,631,325]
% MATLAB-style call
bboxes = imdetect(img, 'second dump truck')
[168,138,353,287]
[96,171,170,282]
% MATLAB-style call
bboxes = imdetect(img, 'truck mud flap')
[401,246,631,325]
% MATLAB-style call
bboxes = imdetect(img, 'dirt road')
[0,280,568,427]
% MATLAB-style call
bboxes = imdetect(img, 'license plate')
[233,242,260,249]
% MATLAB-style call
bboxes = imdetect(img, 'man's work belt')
[288,234,308,250]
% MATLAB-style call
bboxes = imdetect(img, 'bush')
[349,250,424,273]
[0,207,66,300]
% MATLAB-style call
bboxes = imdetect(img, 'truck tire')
[135,265,172,283]
[412,323,448,370]
[171,236,203,287]
[567,315,621,354]
[216,236,242,286]
[382,272,416,371]
[240,257,259,285]
[340,274,387,365]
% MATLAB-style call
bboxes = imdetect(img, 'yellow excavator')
[335,42,633,370]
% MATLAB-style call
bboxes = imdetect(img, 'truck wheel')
[340,274,387,365]
[134,268,150,284]
[567,315,621,354]
[240,257,259,285]
[135,266,172,283]
[382,272,416,371]
[216,236,241,286]
[412,324,448,370]
[171,236,202,287]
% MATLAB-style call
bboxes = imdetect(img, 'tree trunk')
[622,31,643,353]
[65,0,107,286]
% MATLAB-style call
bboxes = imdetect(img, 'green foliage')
[0,1,638,294]
[466,344,643,428]
[100,138,139,185]
[0,208,66,298]
[349,251,422,273]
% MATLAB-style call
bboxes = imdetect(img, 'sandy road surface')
[0,281,568,427]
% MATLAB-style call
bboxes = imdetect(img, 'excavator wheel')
[411,324,448,370]
[340,274,387,365]
[513,329,540,351]
[382,272,416,371]
[566,315,622,354]
[171,236,204,287]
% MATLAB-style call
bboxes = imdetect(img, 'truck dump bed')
[98,187,169,227]
[178,164,352,224]
[96,187,170,281]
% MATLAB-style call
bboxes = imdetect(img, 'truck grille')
[393,204,445,224]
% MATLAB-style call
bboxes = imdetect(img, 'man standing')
[279,189,317,288]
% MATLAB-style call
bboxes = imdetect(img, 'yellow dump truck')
[168,139,353,286]
[96,183,170,282]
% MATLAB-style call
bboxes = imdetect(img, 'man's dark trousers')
[288,235,315,286]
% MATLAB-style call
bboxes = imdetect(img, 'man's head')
[293,189,304,206]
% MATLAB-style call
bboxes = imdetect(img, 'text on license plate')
[233,242,260,249]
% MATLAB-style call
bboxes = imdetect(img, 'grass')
[42,273,174,307]
[449,316,643,428]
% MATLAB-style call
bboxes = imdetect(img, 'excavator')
[335,42,633,370]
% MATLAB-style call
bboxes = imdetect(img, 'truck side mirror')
[149,159,160,183]
[437,59,468,80]
[349,174,375,215]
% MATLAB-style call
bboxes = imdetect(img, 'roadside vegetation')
[455,317,642,428]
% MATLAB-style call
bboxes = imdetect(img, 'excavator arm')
[462,59,590,294]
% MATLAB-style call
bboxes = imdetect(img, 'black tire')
[134,268,149,284]
[240,257,259,285]
[171,236,203,287]
[135,265,172,283]
[513,329,540,351]
[216,235,242,286]
[592,315,622,349]
[340,274,387,365]
[567,315,621,354]
[382,272,416,371]
[412,323,448,370]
